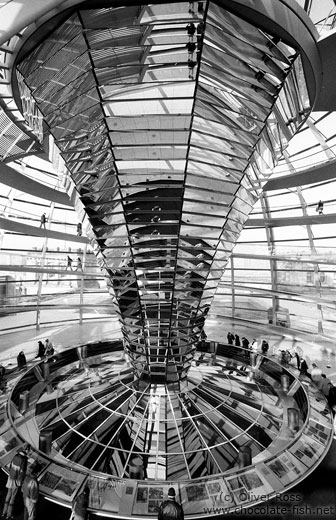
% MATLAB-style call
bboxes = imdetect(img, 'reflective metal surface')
[3,340,332,517]
[16,2,311,381]
[35,350,282,480]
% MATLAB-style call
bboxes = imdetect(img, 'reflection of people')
[22,463,40,520]
[186,22,195,40]
[158,488,184,520]
[186,41,196,58]
[196,21,204,40]
[73,486,90,520]
[77,222,82,236]
[198,1,204,13]
[40,213,47,228]
[316,200,324,214]
[187,59,196,79]
[2,445,30,519]
[261,340,269,354]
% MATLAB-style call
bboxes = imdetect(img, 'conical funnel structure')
[16,1,313,382]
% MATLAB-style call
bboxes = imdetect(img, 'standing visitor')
[320,374,332,398]
[158,488,184,520]
[17,351,27,370]
[76,257,83,271]
[186,22,196,41]
[242,337,250,358]
[294,352,300,369]
[36,341,45,359]
[0,364,5,390]
[22,463,40,520]
[299,358,309,376]
[261,340,269,355]
[227,332,234,345]
[40,213,47,228]
[72,486,90,520]
[66,256,73,271]
[316,200,324,214]
[2,445,30,519]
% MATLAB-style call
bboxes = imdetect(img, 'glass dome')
[0,0,334,345]
[0,1,335,517]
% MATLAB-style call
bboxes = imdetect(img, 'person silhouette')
[158,488,184,520]
[72,486,90,520]
[316,200,324,214]
[76,257,83,271]
[2,445,30,519]
[40,213,47,228]
[66,256,73,270]
[77,222,82,236]
[22,462,41,520]
[36,341,45,359]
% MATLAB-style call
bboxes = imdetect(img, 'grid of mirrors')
[28,347,299,482]
[16,1,310,382]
